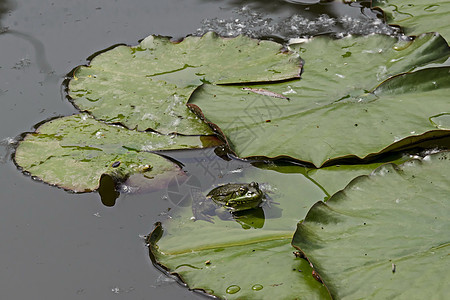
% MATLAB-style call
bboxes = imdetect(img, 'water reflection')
[0,137,17,163]
[0,0,15,24]
[98,174,119,206]
[0,0,56,79]
[1,30,55,76]
[233,207,265,229]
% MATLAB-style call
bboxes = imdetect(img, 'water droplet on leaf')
[226,285,241,294]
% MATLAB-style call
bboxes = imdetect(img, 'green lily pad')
[373,0,450,42]
[253,153,412,198]
[189,33,450,167]
[430,113,450,129]
[307,163,390,198]
[14,114,219,192]
[292,151,450,299]
[148,165,330,299]
[68,32,302,135]
[306,154,412,197]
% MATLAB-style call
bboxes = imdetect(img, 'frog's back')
[206,183,244,197]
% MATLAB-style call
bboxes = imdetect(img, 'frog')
[191,182,265,223]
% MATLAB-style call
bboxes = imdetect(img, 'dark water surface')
[0,1,232,299]
[0,0,393,299]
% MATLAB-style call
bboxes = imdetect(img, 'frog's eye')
[250,182,258,188]
[238,187,248,195]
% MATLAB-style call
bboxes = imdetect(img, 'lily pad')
[14,114,219,192]
[292,151,450,299]
[373,0,450,42]
[148,165,330,299]
[189,33,450,167]
[68,32,302,135]
[306,159,403,197]
[253,153,412,198]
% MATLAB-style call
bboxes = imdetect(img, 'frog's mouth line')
[226,198,257,205]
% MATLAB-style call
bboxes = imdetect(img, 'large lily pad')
[148,165,330,299]
[253,153,413,198]
[306,158,405,197]
[292,151,450,299]
[14,114,219,192]
[68,32,302,135]
[189,33,450,167]
[373,0,450,42]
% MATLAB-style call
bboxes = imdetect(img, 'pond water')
[0,0,398,299]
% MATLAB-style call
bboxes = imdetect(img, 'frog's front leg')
[190,188,215,223]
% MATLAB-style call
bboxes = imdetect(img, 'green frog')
[192,182,265,223]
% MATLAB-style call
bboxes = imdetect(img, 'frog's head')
[208,182,264,212]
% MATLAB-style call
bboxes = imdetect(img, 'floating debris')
[12,57,31,70]
[242,87,289,100]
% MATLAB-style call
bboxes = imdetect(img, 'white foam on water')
[155,274,177,286]
[195,6,400,41]
[0,136,18,163]
[119,184,139,193]
[422,148,442,156]
[12,57,32,70]
[227,168,243,174]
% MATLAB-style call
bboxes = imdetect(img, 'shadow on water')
[0,0,16,21]
[98,174,120,206]
[1,30,56,79]
[0,0,56,80]
[0,29,55,75]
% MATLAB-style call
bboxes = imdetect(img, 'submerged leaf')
[292,151,450,299]
[14,114,218,192]
[148,166,330,299]
[68,32,302,135]
[189,33,450,167]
